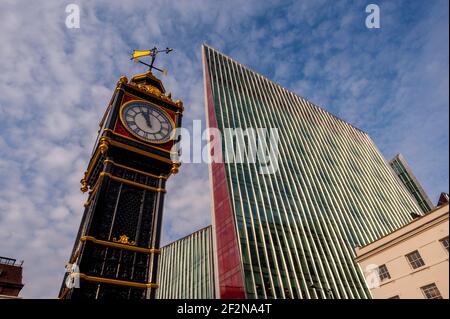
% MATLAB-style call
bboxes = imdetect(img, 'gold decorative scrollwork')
[80,178,88,193]
[99,138,109,154]
[170,162,181,175]
[126,81,180,106]
[117,75,128,85]
[113,234,136,246]
[175,100,183,109]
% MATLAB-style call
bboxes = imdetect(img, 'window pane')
[406,250,425,269]
[421,283,442,299]
[440,237,449,252]
[378,264,391,282]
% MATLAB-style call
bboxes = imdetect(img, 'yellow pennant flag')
[131,50,151,60]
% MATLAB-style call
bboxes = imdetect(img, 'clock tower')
[59,59,183,299]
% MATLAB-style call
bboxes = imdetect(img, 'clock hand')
[143,110,153,129]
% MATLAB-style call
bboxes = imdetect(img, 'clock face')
[121,101,174,143]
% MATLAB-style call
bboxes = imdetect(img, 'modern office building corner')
[156,226,216,299]
[202,44,424,299]
[389,154,435,213]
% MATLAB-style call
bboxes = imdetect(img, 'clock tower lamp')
[59,48,183,299]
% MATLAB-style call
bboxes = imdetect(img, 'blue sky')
[0,0,448,298]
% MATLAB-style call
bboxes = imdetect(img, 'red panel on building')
[204,56,246,299]
[114,119,132,138]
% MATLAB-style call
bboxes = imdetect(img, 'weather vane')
[130,47,173,75]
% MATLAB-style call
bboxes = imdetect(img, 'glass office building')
[389,154,434,213]
[202,44,423,299]
[156,226,215,299]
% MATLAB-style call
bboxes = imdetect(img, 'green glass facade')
[203,44,424,299]
[156,226,215,299]
[389,154,434,213]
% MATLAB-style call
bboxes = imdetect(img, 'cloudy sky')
[0,0,448,298]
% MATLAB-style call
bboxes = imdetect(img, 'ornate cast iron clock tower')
[59,48,183,299]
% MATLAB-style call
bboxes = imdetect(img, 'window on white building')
[421,283,442,299]
[378,264,391,282]
[440,237,449,253]
[406,250,425,269]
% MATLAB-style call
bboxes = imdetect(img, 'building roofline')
[389,153,434,209]
[202,44,368,135]
[0,256,23,267]
[160,225,212,249]
[355,203,449,261]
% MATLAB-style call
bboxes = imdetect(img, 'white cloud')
[0,0,447,299]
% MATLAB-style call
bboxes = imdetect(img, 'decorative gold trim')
[123,84,183,110]
[83,171,104,207]
[103,159,168,180]
[82,146,102,188]
[118,100,177,145]
[107,139,174,165]
[82,88,180,188]
[170,162,181,175]
[127,73,177,105]
[112,234,136,246]
[129,82,164,98]
[84,159,169,207]
[104,128,177,155]
[78,273,159,289]
[117,75,129,86]
[130,71,166,93]
[100,172,166,192]
[175,100,183,109]
[99,137,109,154]
[80,236,161,254]
[80,178,88,193]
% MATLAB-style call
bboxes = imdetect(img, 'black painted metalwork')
[59,72,180,300]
